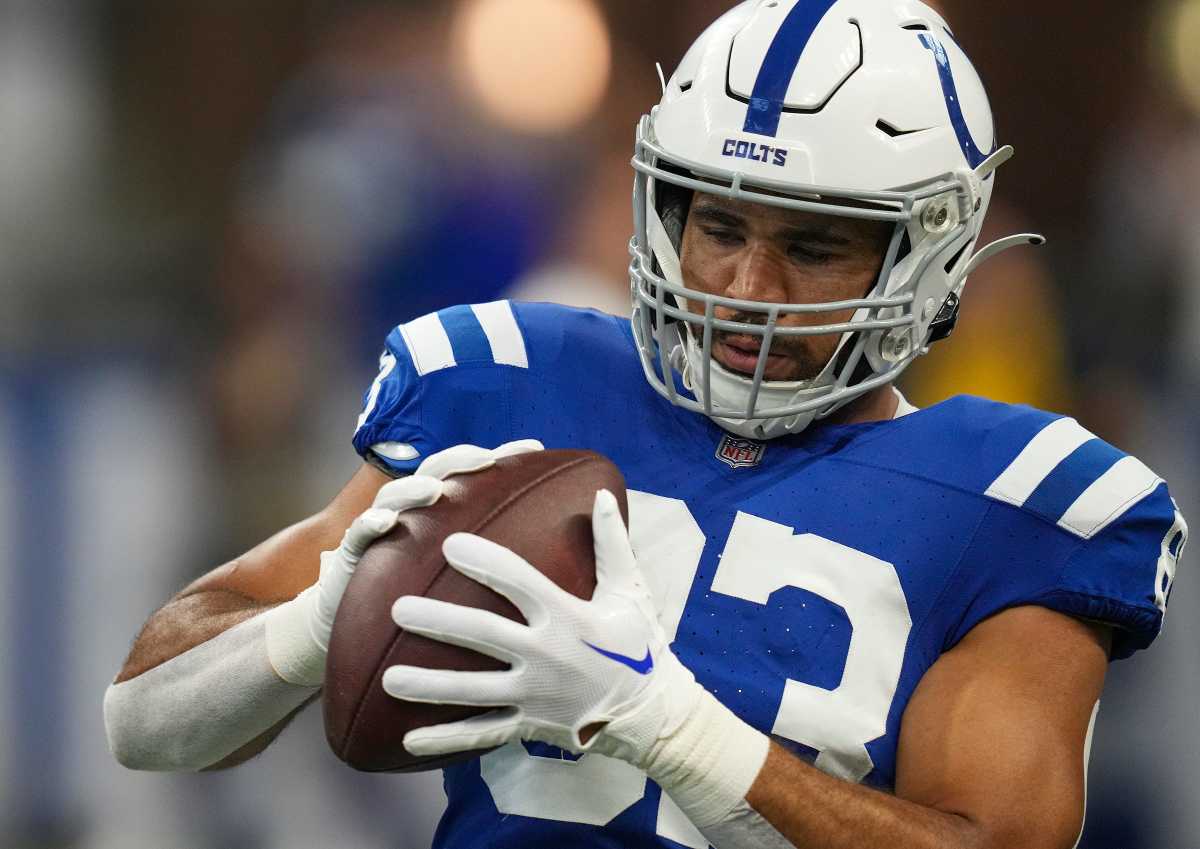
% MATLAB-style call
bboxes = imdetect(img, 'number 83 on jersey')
[479,489,913,845]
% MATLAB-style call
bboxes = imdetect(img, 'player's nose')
[723,243,789,306]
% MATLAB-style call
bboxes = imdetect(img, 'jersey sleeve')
[947,415,1188,660]
[351,301,533,476]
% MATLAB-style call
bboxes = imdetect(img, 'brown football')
[323,449,626,773]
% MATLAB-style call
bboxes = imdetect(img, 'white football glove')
[265,440,544,686]
[382,488,705,766]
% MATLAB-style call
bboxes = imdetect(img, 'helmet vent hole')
[944,239,974,275]
[678,81,693,93]
[901,22,930,31]
[876,119,903,138]
[876,119,925,139]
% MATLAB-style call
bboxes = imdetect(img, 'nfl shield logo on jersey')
[716,434,766,469]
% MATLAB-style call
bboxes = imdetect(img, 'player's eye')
[788,244,833,264]
[702,227,744,247]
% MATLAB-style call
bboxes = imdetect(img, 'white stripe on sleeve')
[471,301,529,369]
[985,417,1094,507]
[400,313,457,376]
[356,352,397,434]
[1057,455,1163,539]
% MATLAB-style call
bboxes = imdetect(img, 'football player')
[105,2,1187,848]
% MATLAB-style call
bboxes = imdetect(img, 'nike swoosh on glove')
[382,488,704,763]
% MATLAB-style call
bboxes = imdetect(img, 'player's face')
[679,192,892,382]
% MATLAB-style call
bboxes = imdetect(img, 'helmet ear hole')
[895,229,913,265]
[943,238,974,276]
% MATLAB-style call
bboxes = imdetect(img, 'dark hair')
[655,174,693,252]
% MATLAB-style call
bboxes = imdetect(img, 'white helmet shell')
[629,0,1042,439]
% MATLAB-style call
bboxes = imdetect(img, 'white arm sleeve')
[700,801,795,849]
[103,609,319,772]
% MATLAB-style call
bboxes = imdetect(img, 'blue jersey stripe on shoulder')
[438,305,493,365]
[975,407,1068,492]
[1020,438,1124,524]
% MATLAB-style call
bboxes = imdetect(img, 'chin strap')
[647,202,686,289]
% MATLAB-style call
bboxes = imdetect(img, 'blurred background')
[1,0,1197,846]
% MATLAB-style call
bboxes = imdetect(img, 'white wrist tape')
[641,688,771,831]
[104,612,319,772]
[263,586,326,686]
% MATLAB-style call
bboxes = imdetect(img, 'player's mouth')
[713,334,799,381]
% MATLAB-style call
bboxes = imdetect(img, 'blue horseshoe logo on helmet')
[918,33,995,169]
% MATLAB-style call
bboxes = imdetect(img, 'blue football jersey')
[353,301,1187,849]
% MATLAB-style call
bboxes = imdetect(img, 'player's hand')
[310,440,546,653]
[267,440,543,686]
[383,488,704,765]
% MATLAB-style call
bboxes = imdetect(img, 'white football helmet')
[629,0,1042,439]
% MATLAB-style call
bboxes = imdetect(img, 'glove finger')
[373,474,443,512]
[493,439,545,459]
[403,708,523,757]
[416,445,496,481]
[592,489,637,590]
[340,508,400,559]
[391,596,527,664]
[382,664,516,707]
[442,533,561,623]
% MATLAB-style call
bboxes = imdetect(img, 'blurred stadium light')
[451,0,612,134]
[1157,0,1200,115]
